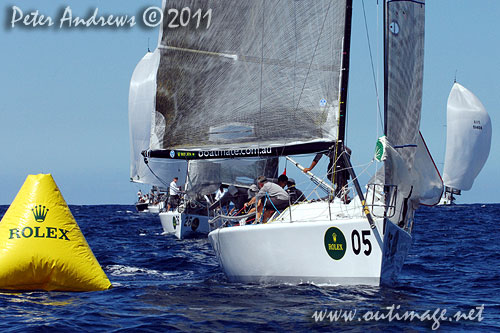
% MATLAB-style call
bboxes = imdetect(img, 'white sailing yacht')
[439,82,492,205]
[142,0,443,285]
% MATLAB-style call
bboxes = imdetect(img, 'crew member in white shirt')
[167,177,181,211]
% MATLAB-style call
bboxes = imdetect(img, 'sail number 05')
[351,230,372,256]
[166,8,212,29]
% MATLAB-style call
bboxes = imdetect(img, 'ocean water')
[0,204,499,332]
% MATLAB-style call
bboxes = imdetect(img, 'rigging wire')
[279,158,376,224]
[292,0,298,108]
[143,157,172,189]
[258,1,265,142]
[293,1,333,113]
[361,0,384,130]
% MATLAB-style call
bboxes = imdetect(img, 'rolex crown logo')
[332,233,337,243]
[32,204,49,222]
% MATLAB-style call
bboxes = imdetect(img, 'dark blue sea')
[0,204,499,332]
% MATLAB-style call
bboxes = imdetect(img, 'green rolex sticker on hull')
[324,227,347,260]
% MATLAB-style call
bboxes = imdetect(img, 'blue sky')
[0,1,498,205]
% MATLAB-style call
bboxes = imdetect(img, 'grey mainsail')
[133,2,309,192]
[150,0,348,158]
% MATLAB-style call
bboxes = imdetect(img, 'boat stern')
[160,211,210,239]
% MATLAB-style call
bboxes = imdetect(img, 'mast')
[336,0,379,229]
[383,0,388,136]
[382,0,390,219]
[332,0,353,194]
[337,0,353,144]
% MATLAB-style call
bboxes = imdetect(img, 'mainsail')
[132,2,300,192]
[148,0,349,159]
[442,82,491,192]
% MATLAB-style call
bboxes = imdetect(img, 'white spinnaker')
[443,83,491,191]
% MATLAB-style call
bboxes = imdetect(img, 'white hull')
[147,204,161,214]
[159,211,210,240]
[135,202,163,213]
[208,201,412,286]
[437,197,453,206]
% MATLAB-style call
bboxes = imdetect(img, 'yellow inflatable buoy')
[0,174,111,291]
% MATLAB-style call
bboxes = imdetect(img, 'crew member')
[166,177,181,211]
[286,178,306,204]
[245,176,290,223]
[303,145,352,200]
